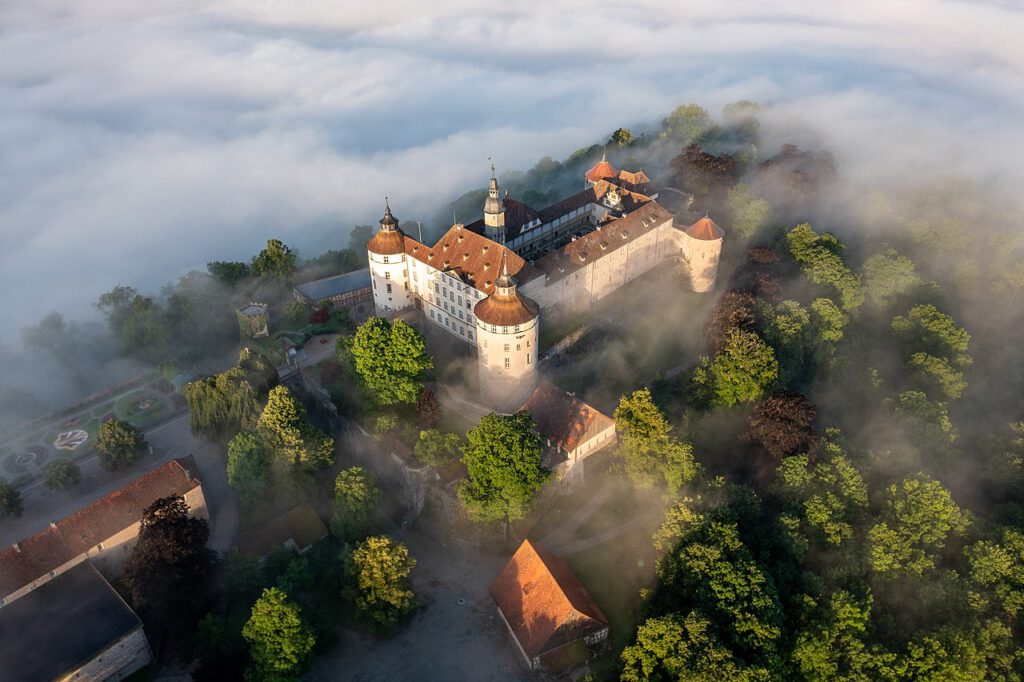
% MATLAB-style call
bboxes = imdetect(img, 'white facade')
[368,250,414,313]
[681,231,724,293]
[476,314,539,412]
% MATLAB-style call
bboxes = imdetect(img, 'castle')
[366,156,725,411]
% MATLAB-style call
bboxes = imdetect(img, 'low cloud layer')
[1,1,1022,341]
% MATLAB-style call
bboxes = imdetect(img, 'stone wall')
[58,626,152,682]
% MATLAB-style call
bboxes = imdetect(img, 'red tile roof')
[585,159,617,183]
[404,225,540,295]
[617,169,651,186]
[236,504,327,558]
[490,539,608,659]
[367,228,406,255]
[521,381,613,453]
[686,216,725,240]
[531,199,673,283]
[0,457,201,596]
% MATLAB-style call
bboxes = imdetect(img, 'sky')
[1,0,1022,341]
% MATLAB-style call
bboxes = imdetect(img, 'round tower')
[483,164,506,243]
[682,215,725,293]
[474,252,540,412]
[367,199,413,313]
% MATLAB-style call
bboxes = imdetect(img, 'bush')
[45,459,81,492]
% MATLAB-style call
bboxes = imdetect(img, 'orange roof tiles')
[531,199,673,283]
[0,457,201,596]
[521,381,613,453]
[686,216,725,240]
[404,224,540,295]
[490,539,609,659]
[367,228,406,255]
[585,158,617,183]
[617,169,651,186]
[474,290,539,326]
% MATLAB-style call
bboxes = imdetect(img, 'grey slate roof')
[0,562,143,681]
[294,268,372,303]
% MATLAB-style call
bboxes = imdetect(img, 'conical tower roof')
[585,151,617,183]
[686,214,725,241]
[367,198,406,255]
[474,248,539,326]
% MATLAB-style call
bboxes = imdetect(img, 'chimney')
[50,522,57,529]
[12,542,20,553]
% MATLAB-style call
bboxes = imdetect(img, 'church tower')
[474,251,540,412]
[483,165,506,244]
[367,199,413,313]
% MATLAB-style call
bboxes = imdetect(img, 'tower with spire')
[366,198,414,313]
[483,163,507,244]
[473,249,540,412]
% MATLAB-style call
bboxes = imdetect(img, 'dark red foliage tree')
[124,495,213,644]
[747,246,780,265]
[416,387,442,429]
[707,289,758,352]
[745,391,819,462]
[671,144,737,207]
[309,305,330,324]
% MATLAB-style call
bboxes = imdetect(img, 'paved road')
[0,414,238,550]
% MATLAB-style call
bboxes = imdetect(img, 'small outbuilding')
[236,504,328,561]
[490,539,610,672]
[292,268,373,319]
[237,302,270,339]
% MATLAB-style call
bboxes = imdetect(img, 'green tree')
[242,587,315,681]
[96,285,169,356]
[728,184,772,240]
[347,317,433,405]
[608,127,635,147]
[95,418,147,469]
[785,224,864,310]
[890,390,957,445]
[658,517,783,655]
[458,412,549,525]
[206,260,251,286]
[810,297,848,344]
[185,348,279,439]
[661,103,712,144]
[891,304,972,368]
[0,479,23,519]
[862,247,920,306]
[413,429,461,467]
[227,431,269,508]
[346,535,417,626]
[908,352,966,400]
[868,476,969,576]
[709,329,779,406]
[791,591,887,681]
[777,444,868,547]
[251,238,297,279]
[330,467,381,539]
[257,386,334,470]
[621,612,770,682]
[614,389,698,491]
[966,528,1024,620]
[760,300,810,383]
[44,459,81,492]
[21,311,67,355]
[347,225,374,251]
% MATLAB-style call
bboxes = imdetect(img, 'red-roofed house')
[521,381,616,482]
[490,539,610,671]
[0,456,207,606]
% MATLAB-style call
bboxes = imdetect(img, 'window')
[527,339,531,348]
[527,353,532,365]
[386,283,392,294]
[515,324,520,332]
[49,570,56,578]
[435,283,440,293]
[429,310,434,319]
[458,310,464,320]
[383,256,389,263]
[504,343,510,352]
[460,326,465,336]
[504,357,511,368]
[458,295,463,306]
[385,271,391,280]
[516,344,521,351]
[502,326,509,333]
[373,279,377,289]
[97,542,104,551]
[468,331,474,340]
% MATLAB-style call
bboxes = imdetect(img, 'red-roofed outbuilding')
[490,539,610,671]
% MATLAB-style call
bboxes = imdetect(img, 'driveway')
[308,527,532,682]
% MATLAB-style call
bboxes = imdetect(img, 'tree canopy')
[345,535,417,626]
[0,480,23,520]
[95,418,147,469]
[458,412,549,524]
[708,329,779,406]
[615,388,699,491]
[257,385,334,470]
[251,238,297,279]
[347,317,433,405]
[330,466,381,539]
[227,431,269,508]
[185,347,279,439]
[44,459,81,492]
[786,224,864,310]
[242,587,315,681]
